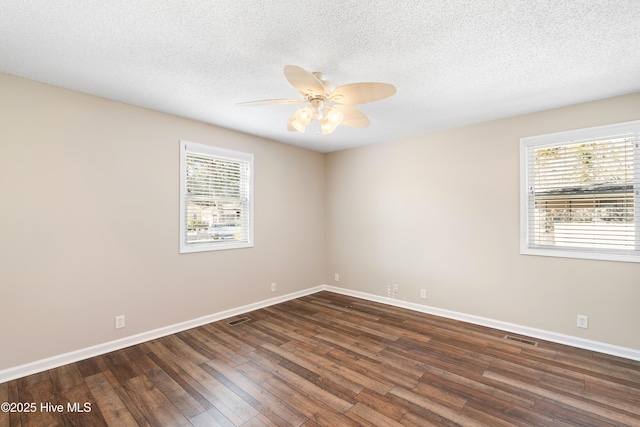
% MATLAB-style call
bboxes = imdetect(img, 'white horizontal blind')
[524,128,639,260]
[180,142,253,252]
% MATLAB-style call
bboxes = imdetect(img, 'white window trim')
[520,120,640,263]
[179,141,254,253]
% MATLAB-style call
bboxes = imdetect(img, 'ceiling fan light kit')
[241,65,396,135]
[290,99,344,134]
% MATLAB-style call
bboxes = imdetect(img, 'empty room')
[1,1,640,426]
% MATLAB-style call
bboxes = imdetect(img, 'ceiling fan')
[239,65,396,134]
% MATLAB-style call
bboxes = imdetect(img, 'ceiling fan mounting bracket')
[309,98,326,120]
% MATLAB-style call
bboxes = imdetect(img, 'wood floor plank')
[417,367,552,426]
[3,291,640,426]
[189,409,229,427]
[160,334,211,365]
[411,380,467,411]
[345,401,405,427]
[314,328,388,355]
[57,383,108,427]
[84,372,139,427]
[244,413,281,427]
[16,372,49,389]
[389,385,489,426]
[420,364,535,409]
[102,352,144,386]
[458,405,527,427]
[326,347,421,390]
[184,329,249,367]
[483,344,640,400]
[174,331,221,361]
[48,363,84,393]
[484,368,640,426]
[112,379,154,427]
[202,323,257,354]
[234,360,276,384]
[461,392,553,426]
[386,337,491,380]
[535,398,621,427]
[302,350,394,394]
[146,368,207,420]
[585,379,640,411]
[14,377,64,427]
[260,376,359,427]
[247,347,354,414]
[121,374,190,427]
[142,339,180,362]
[204,357,308,426]
[259,306,328,339]
[354,388,409,422]
[168,356,259,424]
[397,411,449,427]
[266,342,366,396]
[247,317,335,354]
[309,311,401,343]
[75,355,109,378]
[146,352,215,413]
[131,353,161,374]
[0,381,9,427]
[218,320,289,348]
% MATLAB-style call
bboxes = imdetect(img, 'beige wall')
[2,72,639,373]
[325,93,640,350]
[0,74,325,370]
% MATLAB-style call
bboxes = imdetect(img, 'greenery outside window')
[520,121,640,262]
[179,141,253,253]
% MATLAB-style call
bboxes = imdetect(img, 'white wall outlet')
[271,283,276,292]
[334,273,340,282]
[577,314,588,329]
[392,284,399,293]
[420,289,427,299]
[115,315,125,329]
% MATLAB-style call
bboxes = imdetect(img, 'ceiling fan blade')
[330,82,396,105]
[284,65,326,97]
[332,104,370,128]
[238,98,304,106]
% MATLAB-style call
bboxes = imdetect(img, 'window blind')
[525,132,639,257]
[180,141,253,252]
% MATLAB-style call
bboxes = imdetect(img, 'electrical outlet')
[115,315,125,329]
[577,314,588,329]
[334,273,340,282]
[392,284,399,293]
[271,283,276,292]
[420,289,427,299]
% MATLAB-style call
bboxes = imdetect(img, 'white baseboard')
[324,285,640,362]
[0,286,324,384]
[2,283,638,384]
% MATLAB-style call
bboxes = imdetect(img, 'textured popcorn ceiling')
[2,1,640,152]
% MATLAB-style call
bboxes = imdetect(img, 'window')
[520,120,640,262]
[179,141,253,253]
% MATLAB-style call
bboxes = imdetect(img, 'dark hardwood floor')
[2,291,640,426]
